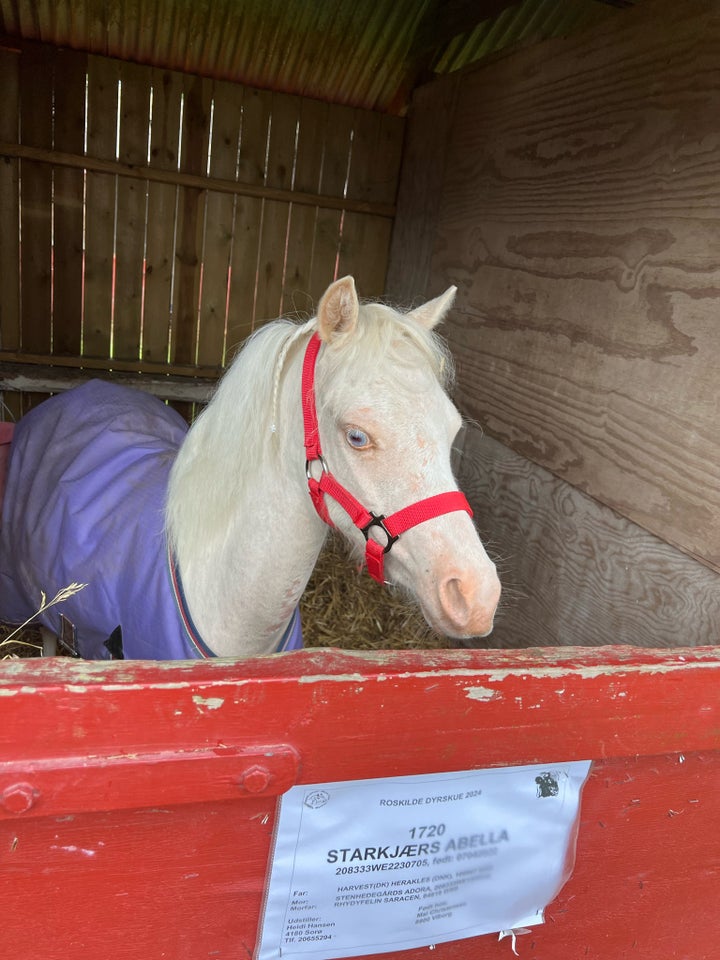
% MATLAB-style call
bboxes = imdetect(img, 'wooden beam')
[0,142,396,220]
[0,349,222,379]
[0,362,216,404]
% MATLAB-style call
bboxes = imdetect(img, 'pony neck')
[166,325,326,657]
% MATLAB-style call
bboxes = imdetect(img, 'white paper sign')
[256,760,591,960]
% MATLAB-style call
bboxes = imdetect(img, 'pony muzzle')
[435,565,502,638]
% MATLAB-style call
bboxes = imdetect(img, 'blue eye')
[346,427,370,449]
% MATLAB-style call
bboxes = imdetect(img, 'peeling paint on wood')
[0,644,718,958]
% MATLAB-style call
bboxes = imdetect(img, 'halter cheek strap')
[301,332,473,584]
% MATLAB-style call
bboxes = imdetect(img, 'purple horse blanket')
[0,381,302,660]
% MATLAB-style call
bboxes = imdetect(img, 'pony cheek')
[384,522,502,639]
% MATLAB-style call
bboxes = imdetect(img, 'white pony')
[167,276,501,656]
[0,277,500,659]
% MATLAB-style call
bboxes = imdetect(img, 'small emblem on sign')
[304,789,330,809]
[535,772,559,798]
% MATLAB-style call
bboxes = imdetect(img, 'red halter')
[302,332,473,584]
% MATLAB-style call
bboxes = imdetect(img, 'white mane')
[166,318,309,561]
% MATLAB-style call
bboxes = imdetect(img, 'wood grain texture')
[19,43,52,356]
[308,103,354,296]
[83,55,119,360]
[0,48,20,353]
[195,78,243,367]
[281,97,327,318]
[2,45,403,411]
[255,93,301,324]
[456,427,720,648]
[142,67,184,365]
[112,60,151,362]
[426,0,720,570]
[0,363,216,403]
[0,47,21,421]
[172,72,212,368]
[52,48,86,357]
[385,75,459,304]
[337,110,403,298]
[226,86,271,346]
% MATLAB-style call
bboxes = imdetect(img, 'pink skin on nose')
[437,566,502,637]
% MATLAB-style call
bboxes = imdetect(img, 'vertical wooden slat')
[19,44,53,356]
[0,48,20,354]
[375,113,405,252]
[195,79,243,367]
[309,104,354,298]
[83,55,119,359]
[0,47,22,420]
[337,110,401,298]
[226,88,272,348]
[255,93,301,325]
[113,61,151,362]
[142,67,183,365]
[281,97,327,318]
[52,48,87,357]
[172,72,212,366]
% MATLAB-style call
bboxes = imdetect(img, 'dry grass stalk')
[0,582,87,659]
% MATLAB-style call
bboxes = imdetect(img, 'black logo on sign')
[535,772,559,798]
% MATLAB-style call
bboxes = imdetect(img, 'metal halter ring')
[305,455,329,481]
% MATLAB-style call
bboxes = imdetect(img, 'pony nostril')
[439,576,472,629]
[438,570,501,636]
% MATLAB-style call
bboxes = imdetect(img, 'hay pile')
[1,538,448,658]
[0,623,44,660]
[300,535,449,650]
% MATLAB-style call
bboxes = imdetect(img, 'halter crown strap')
[302,332,473,584]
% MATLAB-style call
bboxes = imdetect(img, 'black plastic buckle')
[360,513,399,554]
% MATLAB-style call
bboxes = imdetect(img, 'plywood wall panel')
[386,76,458,305]
[425,0,720,571]
[457,427,720,648]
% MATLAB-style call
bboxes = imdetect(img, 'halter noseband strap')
[301,331,473,584]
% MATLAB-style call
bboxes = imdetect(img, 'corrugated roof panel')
[0,0,635,114]
[434,0,624,75]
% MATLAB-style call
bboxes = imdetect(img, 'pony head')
[309,276,501,639]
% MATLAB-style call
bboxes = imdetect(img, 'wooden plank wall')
[388,0,720,646]
[0,41,403,415]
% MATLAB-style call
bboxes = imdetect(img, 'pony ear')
[406,286,457,329]
[316,276,359,342]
